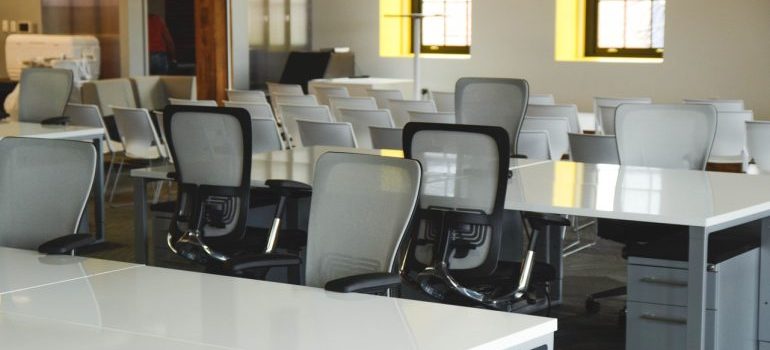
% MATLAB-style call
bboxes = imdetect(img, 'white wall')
[0,0,43,79]
[312,0,770,118]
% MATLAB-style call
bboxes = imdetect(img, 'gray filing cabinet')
[626,239,759,350]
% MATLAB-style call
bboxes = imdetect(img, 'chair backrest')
[267,82,304,96]
[366,88,404,109]
[388,99,437,128]
[528,93,556,105]
[223,101,275,120]
[251,118,285,153]
[429,90,455,112]
[337,108,394,149]
[408,111,456,124]
[64,103,117,153]
[279,104,334,147]
[112,106,166,160]
[81,78,137,116]
[226,89,268,103]
[594,97,652,135]
[369,126,403,150]
[168,98,218,107]
[304,152,421,288]
[521,116,571,159]
[615,103,717,170]
[404,122,510,276]
[296,120,358,148]
[328,96,378,119]
[18,68,73,123]
[455,77,529,155]
[526,103,580,133]
[711,110,753,158]
[311,86,350,106]
[684,98,745,112]
[163,105,252,240]
[746,121,770,173]
[272,94,319,119]
[568,133,619,164]
[0,137,96,250]
[517,130,555,160]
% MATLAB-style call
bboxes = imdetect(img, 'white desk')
[0,120,107,241]
[505,160,770,349]
[309,77,414,99]
[0,249,557,349]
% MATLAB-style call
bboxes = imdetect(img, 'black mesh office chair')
[162,105,308,272]
[402,123,566,312]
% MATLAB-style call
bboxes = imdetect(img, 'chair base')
[585,285,627,314]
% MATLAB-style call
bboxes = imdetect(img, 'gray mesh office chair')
[0,137,97,254]
[337,108,395,149]
[587,103,718,315]
[568,133,619,164]
[18,68,73,123]
[296,120,358,148]
[227,152,422,294]
[455,77,529,154]
[226,89,267,103]
[369,126,403,149]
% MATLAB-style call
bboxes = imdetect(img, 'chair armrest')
[524,212,571,228]
[224,253,301,273]
[324,272,401,294]
[40,116,70,126]
[265,179,312,196]
[38,234,95,255]
[512,154,528,159]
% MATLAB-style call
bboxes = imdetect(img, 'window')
[585,0,665,58]
[412,0,471,54]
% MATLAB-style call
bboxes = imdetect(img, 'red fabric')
[148,15,168,53]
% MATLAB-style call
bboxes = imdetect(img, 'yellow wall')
[379,0,412,57]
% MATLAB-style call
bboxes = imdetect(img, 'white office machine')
[4,34,100,82]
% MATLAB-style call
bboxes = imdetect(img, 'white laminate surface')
[0,265,557,350]
[0,247,139,295]
[505,160,770,227]
[0,120,104,140]
[309,77,414,98]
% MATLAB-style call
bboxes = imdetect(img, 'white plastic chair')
[272,94,319,122]
[709,110,753,166]
[311,86,350,106]
[328,96,378,120]
[226,89,268,103]
[337,108,395,149]
[528,94,556,105]
[594,97,652,135]
[746,121,770,174]
[517,130,555,160]
[296,120,358,148]
[388,99,437,128]
[168,98,218,107]
[279,104,334,147]
[223,101,276,120]
[251,118,285,153]
[684,98,745,112]
[521,116,571,159]
[526,103,581,133]
[64,103,122,188]
[408,111,455,124]
[366,88,404,109]
[369,127,403,150]
[429,90,455,112]
[266,82,304,96]
[568,133,619,164]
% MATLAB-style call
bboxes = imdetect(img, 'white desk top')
[0,247,139,295]
[0,264,556,349]
[506,161,770,228]
[0,120,104,140]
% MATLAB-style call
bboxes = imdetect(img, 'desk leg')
[760,218,770,343]
[92,137,105,242]
[134,177,148,264]
[686,226,708,350]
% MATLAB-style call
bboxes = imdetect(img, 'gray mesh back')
[517,130,554,160]
[388,99,437,128]
[366,88,404,109]
[279,104,333,147]
[429,91,455,112]
[0,138,96,250]
[304,152,421,288]
[746,121,770,173]
[267,82,304,96]
[223,101,275,120]
[251,118,284,153]
[168,98,218,107]
[526,103,580,133]
[711,110,753,158]
[328,96,378,119]
[337,108,394,149]
[568,133,619,164]
[521,116,571,159]
[455,78,529,154]
[112,106,165,159]
[18,68,73,123]
[594,97,652,135]
[369,127,403,149]
[297,120,358,148]
[408,111,456,124]
[684,98,745,112]
[615,104,717,170]
[312,86,350,106]
[170,111,245,186]
[529,94,556,105]
[226,90,267,103]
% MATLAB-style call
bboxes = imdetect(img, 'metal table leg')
[760,218,770,344]
[134,177,149,264]
[687,226,709,350]
[92,137,106,242]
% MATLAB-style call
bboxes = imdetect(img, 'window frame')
[584,0,664,58]
[411,0,471,55]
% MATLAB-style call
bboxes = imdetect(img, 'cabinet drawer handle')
[640,313,687,324]
[639,276,688,287]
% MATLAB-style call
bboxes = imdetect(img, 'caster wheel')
[585,297,600,314]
